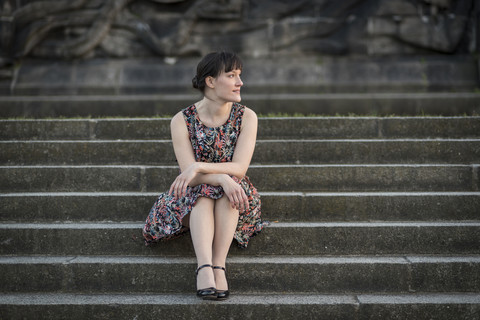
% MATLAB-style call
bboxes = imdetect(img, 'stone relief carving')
[0,0,477,68]
[368,0,476,54]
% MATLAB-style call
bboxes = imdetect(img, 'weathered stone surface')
[1,165,476,192]
[299,192,480,222]
[0,166,148,192]
[368,0,473,54]
[244,165,476,192]
[252,140,480,165]
[0,120,95,140]
[0,256,410,293]
[2,56,479,97]
[1,0,478,117]
[409,256,480,292]
[1,114,479,319]
[1,0,476,61]
[357,294,480,320]
[2,140,479,165]
[0,141,178,165]
[1,293,479,320]
[0,294,359,320]
[2,92,480,118]
[1,222,478,256]
[2,192,479,223]
[3,117,480,140]
[1,256,478,294]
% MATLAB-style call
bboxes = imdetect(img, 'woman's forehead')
[223,68,242,74]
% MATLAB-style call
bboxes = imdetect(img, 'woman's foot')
[196,264,217,300]
[213,266,230,300]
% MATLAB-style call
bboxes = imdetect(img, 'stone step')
[1,93,480,117]
[1,165,477,193]
[2,117,479,140]
[2,139,479,165]
[1,256,479,294]
[1,293,479,320]
[5,56,477,96]
[1,222,478,256]
[2,192,479,223]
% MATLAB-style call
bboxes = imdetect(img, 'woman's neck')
[196,97,233,127]
[198,96,232,116]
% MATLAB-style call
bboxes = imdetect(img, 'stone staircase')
[1,116,480,319]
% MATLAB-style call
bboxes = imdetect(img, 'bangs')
[222,52,243,73]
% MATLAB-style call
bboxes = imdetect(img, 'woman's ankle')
[196,265,216,290]
[213,267,228,290]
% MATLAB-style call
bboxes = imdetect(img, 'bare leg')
[189,196,216,290]
[212,195,240,290]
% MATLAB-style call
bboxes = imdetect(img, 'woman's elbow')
[234,167,248,180]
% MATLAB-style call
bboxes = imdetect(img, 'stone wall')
[0,0,478,92]
[1,0,477,60]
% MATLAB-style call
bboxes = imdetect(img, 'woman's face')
[209,69,243,103]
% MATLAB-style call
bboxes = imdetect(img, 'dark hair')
[192,51,243,92]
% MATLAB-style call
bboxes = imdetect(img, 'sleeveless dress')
[142,102,269,248]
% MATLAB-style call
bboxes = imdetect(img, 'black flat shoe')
[196,264,217,300]
[213,266,230,301]
[215,289,230,301]
[196,287,217,300]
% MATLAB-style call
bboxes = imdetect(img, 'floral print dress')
[143,102,269,248]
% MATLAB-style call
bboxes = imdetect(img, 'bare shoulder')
[240,106,258,134]
[170,110,190,140]
[170,110,185,127]
[242,106,258,124]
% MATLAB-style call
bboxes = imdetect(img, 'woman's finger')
[178,180,186,198]
[227,194,236,209]
[174,179,182,199]
[231,192,239,210]
[234,187,247,212]
[234,191,242,211]
[181,180,188,198]
[169,178,179,197]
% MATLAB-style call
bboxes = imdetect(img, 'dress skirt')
[142,103,269,248]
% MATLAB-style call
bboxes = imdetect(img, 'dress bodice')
[182,103,244,163]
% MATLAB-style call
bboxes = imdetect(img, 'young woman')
[143,51,269,300]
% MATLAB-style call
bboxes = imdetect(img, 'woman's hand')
[220,175,249,212]
[169,162,199,199]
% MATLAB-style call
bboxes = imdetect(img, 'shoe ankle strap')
[213,266,226,272]
[196,264,213,275]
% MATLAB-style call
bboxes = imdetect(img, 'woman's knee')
[191,197,215,216]
[196,196,215,206]
[215,195,239,216]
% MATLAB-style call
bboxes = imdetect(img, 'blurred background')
[1,0,479,116]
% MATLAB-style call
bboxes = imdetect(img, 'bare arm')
[170,107,257,178]
[192,108,257,178]
[168,107,258,210]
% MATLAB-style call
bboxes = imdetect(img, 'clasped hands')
[168,162,249,212]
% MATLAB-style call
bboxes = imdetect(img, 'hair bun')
[192,75,199,89]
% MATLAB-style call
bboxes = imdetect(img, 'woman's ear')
[206,76,215,89]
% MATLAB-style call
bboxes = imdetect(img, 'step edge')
[3,139,480,143]
[2,191,480,197]
[1,255,480,265]
[1,164,477,169]
[2,92,480,101]
[1,293,479,305]
[1,221,480,229]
